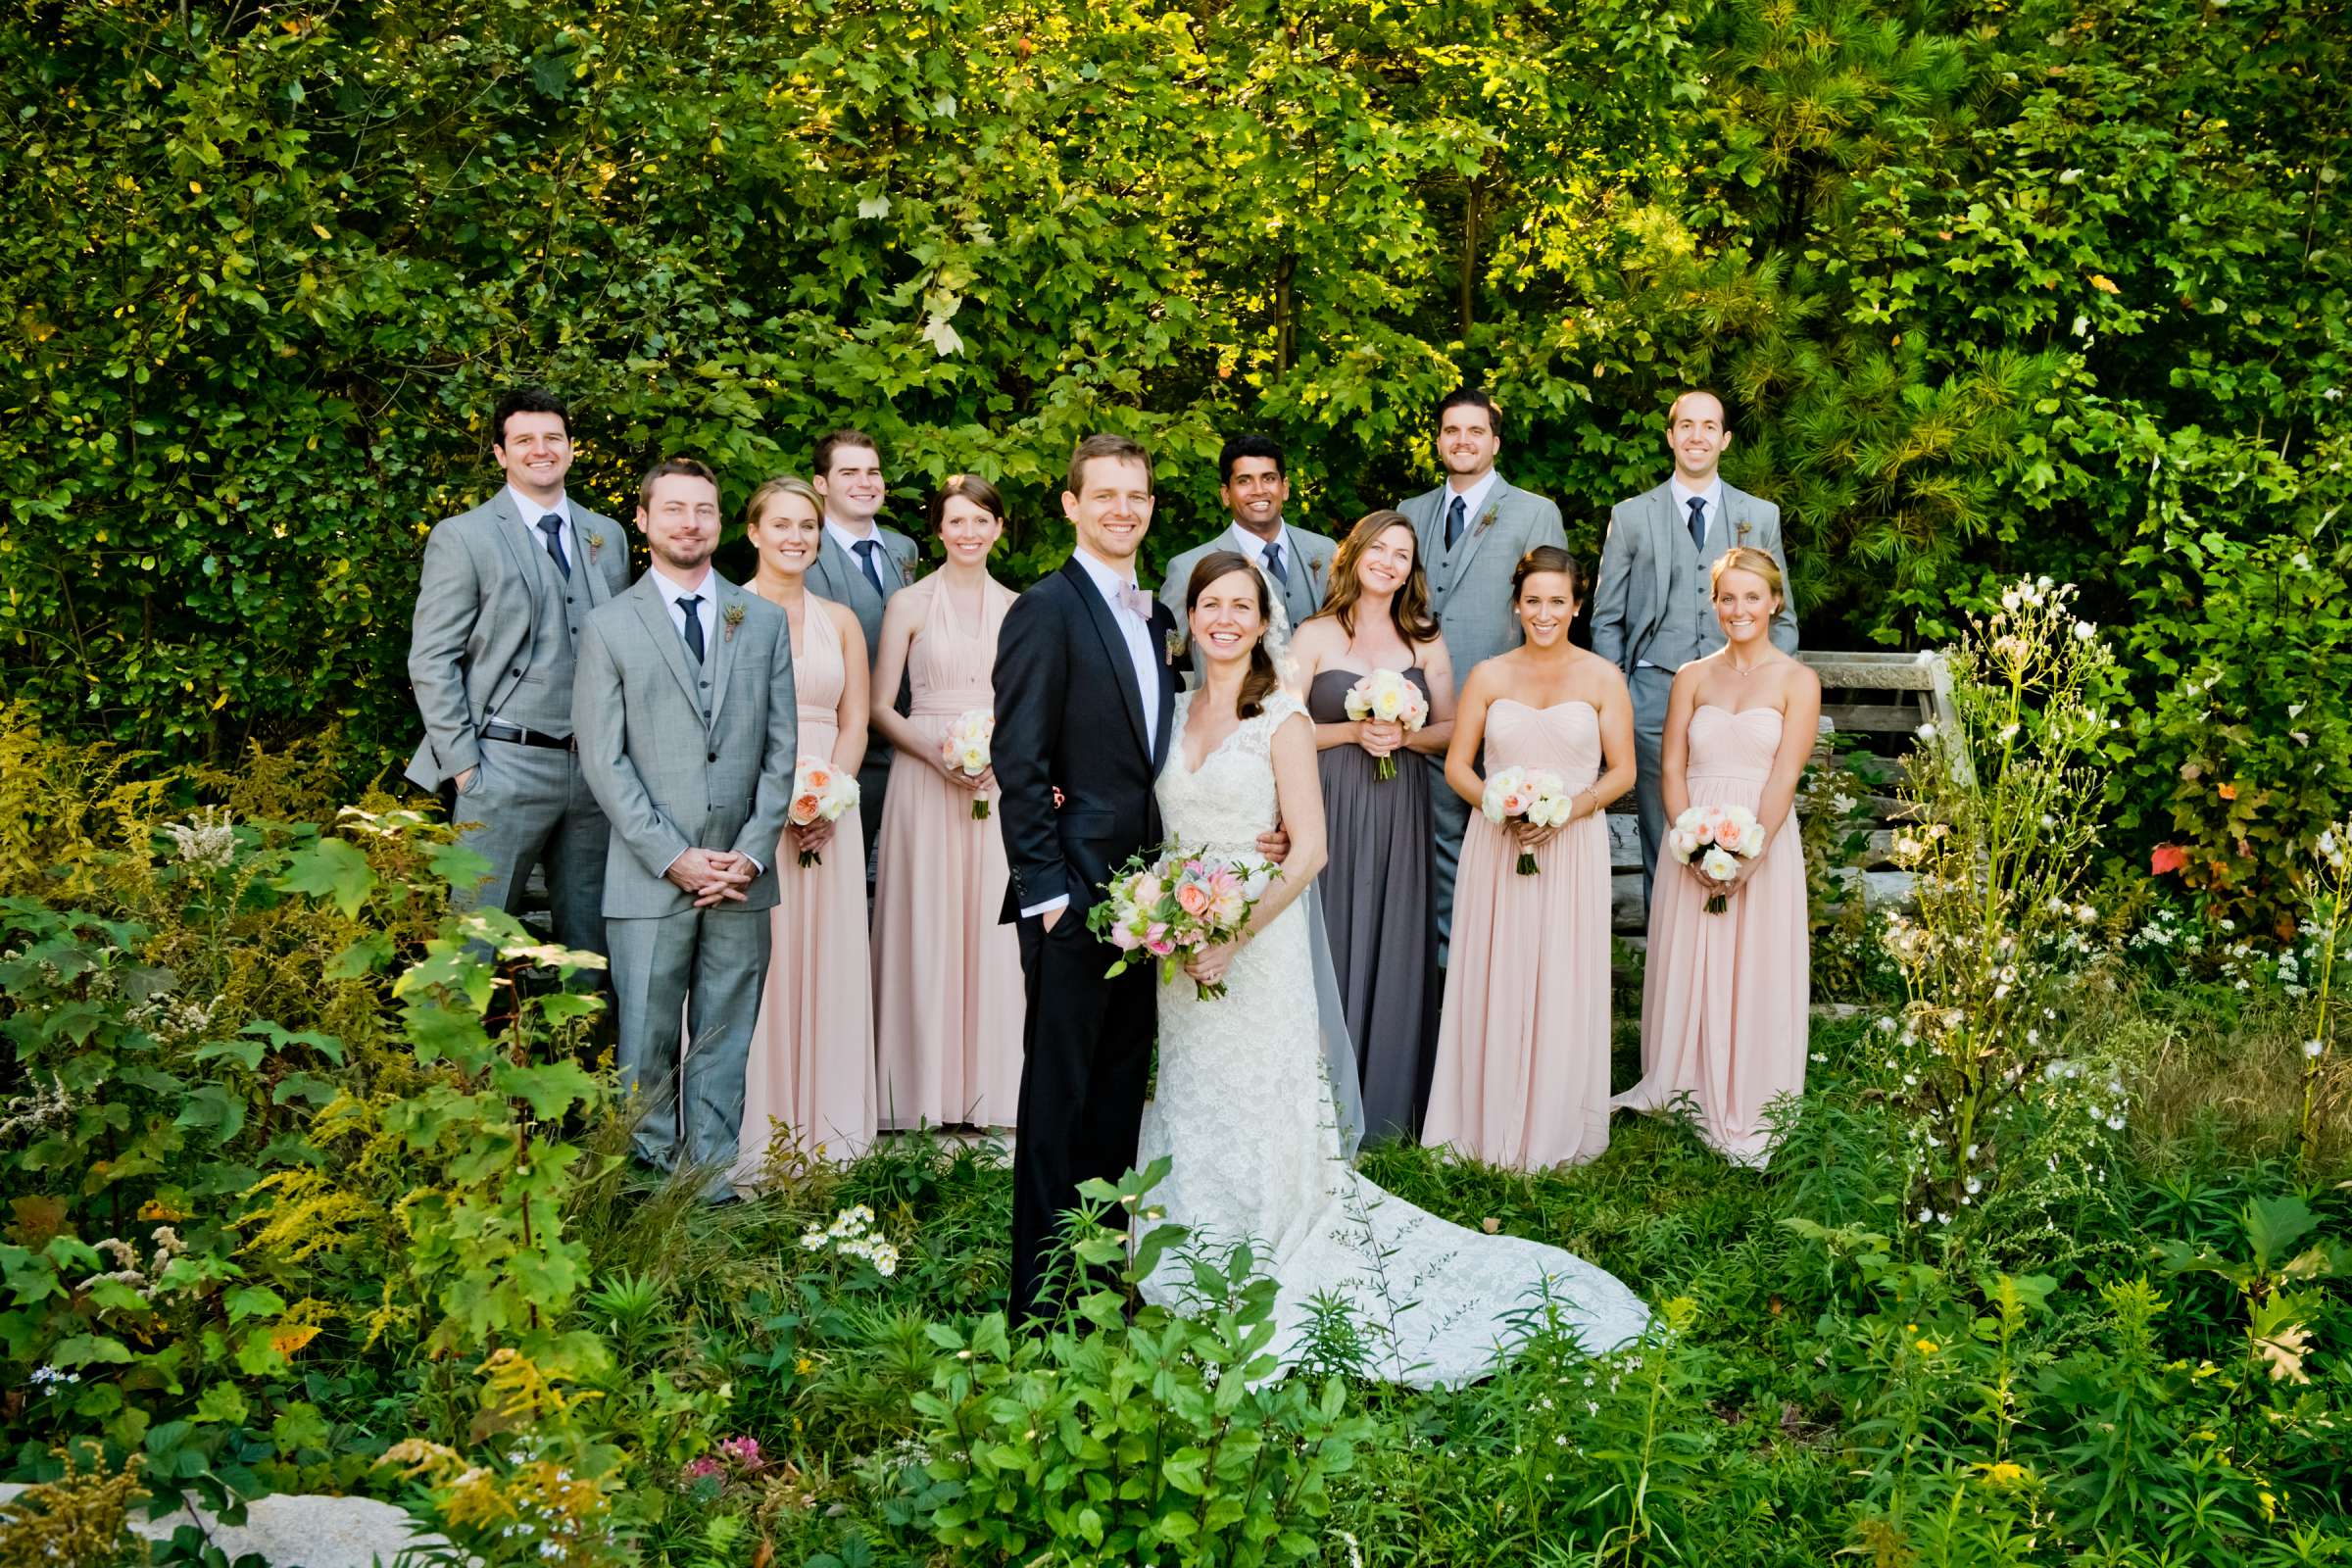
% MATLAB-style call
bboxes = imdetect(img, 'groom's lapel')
[480,490,544,645]
[1151,602,1177,773]
[1063,559,1152,764]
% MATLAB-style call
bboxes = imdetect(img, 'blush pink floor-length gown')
[1612,704,1809,1168]
[870,580,1025,1128]
[1422,700,1614,1169]
[737,596,878,1175]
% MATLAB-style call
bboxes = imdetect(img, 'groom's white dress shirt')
[1020,547,1160,920]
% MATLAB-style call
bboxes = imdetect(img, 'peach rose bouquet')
[1480,765,1573,875]
[943,709,995,819]
[1088,844,1280,1000]
[1668,803,1765,912]
[787,757,861,867]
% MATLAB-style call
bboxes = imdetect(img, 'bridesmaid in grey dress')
[1288,511,1457,1142]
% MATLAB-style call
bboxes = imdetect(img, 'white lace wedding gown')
[1137,691,1649,1389]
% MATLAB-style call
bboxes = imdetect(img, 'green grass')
[564,989,2352,1567]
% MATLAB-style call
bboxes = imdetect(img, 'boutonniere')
[1165,628,1186,662]
[586,531,607,564]
[1475,503,1500,535]
[1736,520,1753,546]
[723,602,747,643]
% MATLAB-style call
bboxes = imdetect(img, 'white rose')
[1738,822,1766,857]
[1700,847,1740,882]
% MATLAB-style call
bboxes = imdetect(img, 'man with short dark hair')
[1591,390,1798,905]
[806,428,919,853]
[406,387,632,959]
[574,458,799,1199]
[1157,434,1334,661]
[1395,386,1568,948]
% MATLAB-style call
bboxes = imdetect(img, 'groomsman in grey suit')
[1591,390,1799,903]
[1157,434,1336,669]
[1396,387,1568,945]
[406,387,632,959]
[804,428,919,853]
[574,459,799,1198]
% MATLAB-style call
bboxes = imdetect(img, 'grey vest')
[490,526,583,735]
[1651,505,1739,669]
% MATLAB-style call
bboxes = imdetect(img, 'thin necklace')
[1725,649,1769,676]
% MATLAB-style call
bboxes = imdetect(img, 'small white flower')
[2307,1039,2327,1059]
[2074,620,2096,641]
[1916,721,1938,742]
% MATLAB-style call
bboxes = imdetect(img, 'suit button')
[707,752,717,761]
[700,679,710,688]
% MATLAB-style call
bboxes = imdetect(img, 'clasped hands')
[666,847,760,907]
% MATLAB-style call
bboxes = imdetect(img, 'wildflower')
[161,807,237,870]
[2307,1040,2327,1058]
[2074,620,2096,640]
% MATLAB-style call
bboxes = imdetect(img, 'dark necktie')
[1687,495,1708,551]
[1261,538,1288,585]
[853,538,885,596]
[537,514,571,578]
[676,595,705,663]
[1445,495,1466,550]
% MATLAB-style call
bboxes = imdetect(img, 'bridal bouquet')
[1343,668,1430,781]
[1669,804,1765,913]
[1089,845,1279,1001]
[942,709,995,819]
[1481,766,1573,876]
[787,758,860,867]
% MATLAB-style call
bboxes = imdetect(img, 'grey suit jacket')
[1589,480,1798,674]
[1157,522,1337,674]
[1396,478,1568,692]
[404,490,630,789]
[806,525,919,657]
[572,574,799,919]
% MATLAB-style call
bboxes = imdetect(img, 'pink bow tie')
[1116,585,1154,621]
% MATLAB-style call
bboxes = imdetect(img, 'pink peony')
[1109,923,1142,952]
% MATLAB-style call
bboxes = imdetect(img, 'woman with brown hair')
[867,475,1026,1132]
[1288,510,1456,1142]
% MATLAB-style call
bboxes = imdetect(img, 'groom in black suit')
[994,434,1177,1323]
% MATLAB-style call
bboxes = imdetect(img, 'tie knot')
[1688,496,1706,517]
[538,514,564,535]
[678,594,701,610]
[854,539,876,557]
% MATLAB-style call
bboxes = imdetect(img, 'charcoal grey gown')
[1308,667,1439,1143]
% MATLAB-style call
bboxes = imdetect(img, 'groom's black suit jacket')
[994,557,1178,925]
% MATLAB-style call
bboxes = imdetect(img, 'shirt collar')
[1668,473,1726,514]
[824,516,879,557]
[1223,520,1290,563]
[1071,546,1140,598]
[1444,469,1501,524]
[508,486,570,528]
[647,561,716,603]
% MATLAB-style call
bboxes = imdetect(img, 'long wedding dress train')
[1137,690,1648,1389]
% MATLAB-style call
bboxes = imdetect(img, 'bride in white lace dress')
[1138,555,1648,1389]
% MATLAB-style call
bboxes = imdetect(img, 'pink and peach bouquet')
[787,757,860,867]
[1343,667,1431,781]
[943,709,995,819]
[1480,765,1573,875]
[1669,803,1765,912]
[1088,844,1280,1000]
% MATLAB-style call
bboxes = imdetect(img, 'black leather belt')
[481,719,575,752]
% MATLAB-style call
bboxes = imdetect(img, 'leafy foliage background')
[3,0,2347,914]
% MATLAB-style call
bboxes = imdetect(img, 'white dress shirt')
[1439,469,1502,542]
[1221,518,1295,577]
[508,486,578,576]
[646,561,719,653]
[1669,474,1727,552]
[644,562,762,880]
[824,516,892,590]
[1021,547,1162,919]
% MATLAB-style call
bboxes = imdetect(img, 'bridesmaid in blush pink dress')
[868,476,1025,1129]
[735,475,878,1176]
[1423,548,1636,1170]
[1613,547,1820,1168]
